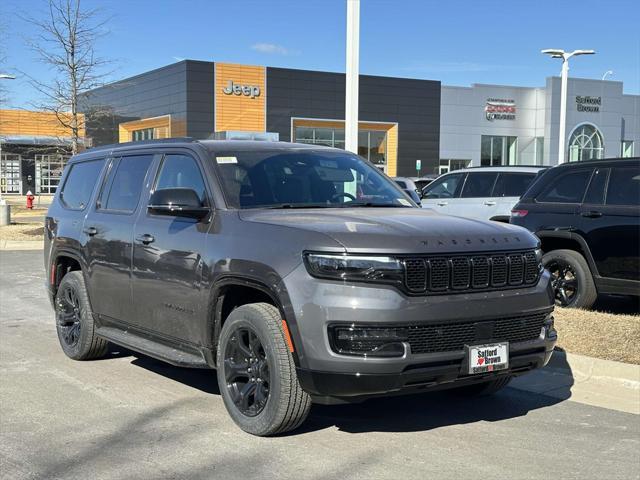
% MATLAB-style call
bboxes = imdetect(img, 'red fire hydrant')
[26,191,35,209]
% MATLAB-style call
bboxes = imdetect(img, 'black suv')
[511,158,640,308]
[45,139,556,435]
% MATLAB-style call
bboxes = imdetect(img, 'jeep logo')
[222,80,260,99]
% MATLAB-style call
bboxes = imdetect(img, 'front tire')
[55,271,108,360]
[543,249,597,309]
[216,303,311,436]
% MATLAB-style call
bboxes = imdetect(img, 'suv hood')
[239,208,538,255]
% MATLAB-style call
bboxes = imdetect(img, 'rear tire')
[543,249,597,309]
[55,271,108,360]
[453,376,512,396]
[216,303,311,436]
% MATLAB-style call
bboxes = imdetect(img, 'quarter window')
[606,166,640,206]
[460,173,498,198]
[537,170,592,204]
[60,159,105,210]
[154,154,207,205]
[100,155,154,213]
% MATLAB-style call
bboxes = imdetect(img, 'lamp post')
[541,49,595,164]
[345,0,360,154]
[602,70,613,81]
[0,73,16,215]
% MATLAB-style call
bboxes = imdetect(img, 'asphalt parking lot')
[1,250,639,480]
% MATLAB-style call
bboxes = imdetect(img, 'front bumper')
[282,263,556,399]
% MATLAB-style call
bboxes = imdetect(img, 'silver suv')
[45,140,556,436]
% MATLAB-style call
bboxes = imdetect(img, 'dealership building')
[3,60,636,195]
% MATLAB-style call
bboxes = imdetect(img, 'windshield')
[211,149,415,209]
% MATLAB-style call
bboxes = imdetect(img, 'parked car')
[511,158,640,309]
[421,166,546,222]
[413,174,439,191]
[392,176,422,205]
[45,139,555,436]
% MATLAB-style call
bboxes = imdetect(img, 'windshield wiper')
[338,202,411,208]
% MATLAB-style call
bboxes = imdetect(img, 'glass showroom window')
[132,128,155,141]
[621,140,634,158]
[568,124,604,162]
[481,136,517,166]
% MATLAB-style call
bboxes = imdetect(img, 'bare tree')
[23,0,110,154]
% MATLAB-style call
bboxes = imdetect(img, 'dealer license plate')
[467,342,509,374]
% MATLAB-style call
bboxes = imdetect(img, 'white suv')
[421,166,545,222]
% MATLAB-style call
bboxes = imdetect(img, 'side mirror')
[148,188,209,219]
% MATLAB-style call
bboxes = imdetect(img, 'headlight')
[303,253,404,285]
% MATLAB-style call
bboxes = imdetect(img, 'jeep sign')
[222,80,261,99]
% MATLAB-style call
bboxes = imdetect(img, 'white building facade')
[439,77,639,174]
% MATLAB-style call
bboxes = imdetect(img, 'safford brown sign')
[576,95,601,113]
[485,98,516,121]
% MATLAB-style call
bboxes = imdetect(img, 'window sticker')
[216,156,238,164]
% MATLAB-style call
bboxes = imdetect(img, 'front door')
[453,172,500,220]
[132,152,211,344]
[83,154,155,322]
[420,172,465,214]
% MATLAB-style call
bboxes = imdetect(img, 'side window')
[492,173,536,198]
[606,166,640,206]
[423,173,464,199]
[583,168,609,205]
[60,159,105,210]
[537,169,592,204]
[460,172,498,198]
[99,155,154,213]
[154,154,208,205]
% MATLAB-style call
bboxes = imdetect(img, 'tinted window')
[101,155,153,213]
[155,154,207,204]
[423,173,464,199]
[460,173,498,198]
[583,168,609,204]
[606,166,640,206]
[537,170,592,203]
[493,173,536,197]
[394,180,407,189]
[60,159,104,210]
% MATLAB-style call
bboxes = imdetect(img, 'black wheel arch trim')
[207,274,302,368]
[536,230,599,277]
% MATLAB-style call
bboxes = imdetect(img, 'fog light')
[330,326,408,357]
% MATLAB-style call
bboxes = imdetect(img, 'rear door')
[492,172,538,220]
[131,151,212,344]
[420,172,464,215]
[450,172,499,220]
[83,153,155,323]
[578,164,640,281]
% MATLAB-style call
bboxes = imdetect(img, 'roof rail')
[464,164,548,169]
[85,137,196,153]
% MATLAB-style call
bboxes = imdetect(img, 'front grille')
[403,250,540,295]
[406,311,548,354]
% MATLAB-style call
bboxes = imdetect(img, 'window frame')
[59,158,106,211]
[96,154,154,216]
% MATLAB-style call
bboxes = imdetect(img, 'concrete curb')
[0,240,44,251]
[511,350,640,414]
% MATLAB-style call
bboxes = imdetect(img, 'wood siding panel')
[0,109,85,138]
[215,63,265,132]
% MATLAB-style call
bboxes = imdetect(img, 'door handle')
[83,226,98,236]
[581,211,603,218]
[437,201,448,206]
[483,201,497,206]
[136,234,155,245]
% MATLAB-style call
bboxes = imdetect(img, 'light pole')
[541,49,595,164]
[0,73,16,211]
[602,70,613,80]
[345,0,360,154]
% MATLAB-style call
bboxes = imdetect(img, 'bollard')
[0,200,10,226]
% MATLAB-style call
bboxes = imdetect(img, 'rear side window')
[155,154,208,205]
[460,173,498,198]
[537,170,592,203]
[492,173,536,197]
[99,155,153,213]
[423,173,464,199]
[583,168,608,204]
[60,159,105,210]
[606,166,640,206]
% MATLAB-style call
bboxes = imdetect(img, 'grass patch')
[0,222,44,241]
[554,307,640,364]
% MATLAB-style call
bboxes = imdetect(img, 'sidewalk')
[512,351,640,414]
[0,239,44,250]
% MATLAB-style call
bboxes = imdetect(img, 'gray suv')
[45,139,556,436]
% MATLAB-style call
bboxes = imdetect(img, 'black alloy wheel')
[223,327,271,417]
[546,258,579,307]
[56,284,83,347]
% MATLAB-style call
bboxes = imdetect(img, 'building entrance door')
[35,154,66,194]
[0,154,22,194]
